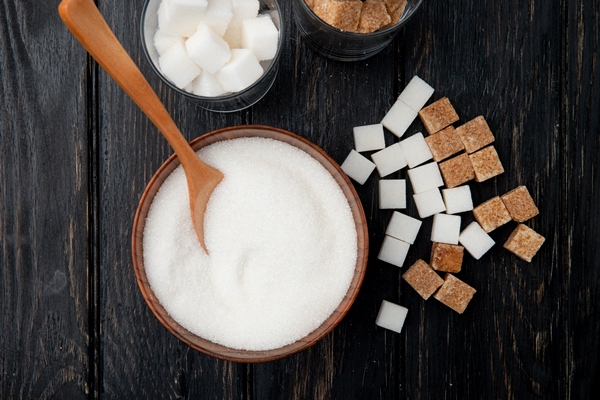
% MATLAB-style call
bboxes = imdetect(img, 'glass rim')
[139,0,285,103]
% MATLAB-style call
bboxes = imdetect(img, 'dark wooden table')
[2,0,599,398]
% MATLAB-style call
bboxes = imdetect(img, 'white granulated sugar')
[143,137,358,351]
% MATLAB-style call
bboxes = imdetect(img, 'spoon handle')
[58,0,198,166]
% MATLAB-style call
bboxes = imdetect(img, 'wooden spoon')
[58,0,223,252]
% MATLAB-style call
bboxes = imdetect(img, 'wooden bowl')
[131,125,368,363]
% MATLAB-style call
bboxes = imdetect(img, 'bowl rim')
[139,0,285,103]
[131,125,369,363]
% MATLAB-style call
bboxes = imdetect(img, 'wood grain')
[2,0,600,398]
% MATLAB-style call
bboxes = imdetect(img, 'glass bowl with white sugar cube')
[293,0,423,61]
[132,126,369,362]
[141,0,283,112]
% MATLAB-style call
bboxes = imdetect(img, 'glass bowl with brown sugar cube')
[293,0,423,61]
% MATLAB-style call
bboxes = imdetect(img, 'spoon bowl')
[58,0,222,251]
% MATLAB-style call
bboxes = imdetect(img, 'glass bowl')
[140,0,284,112]
[131,125,369,362]
[293,0,423,61]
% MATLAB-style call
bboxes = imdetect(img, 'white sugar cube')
[223,19,243,48]
[371,143,408,177]
[158,41,202,88]
[353,124,385,153]
[378,235,411,268]
[341,150,376,185]
[430,214,462,245]
[381,99,418,138]
[459,222,495,260]
[379,179,406,209]
[385,211,422,244]
[407,162,444,194]
[192,71,227,97]
[231,0,259,19]
[400,132,433,168]
[376,300,408,334]
[158,0,208,37]
[216,48,263,92]
[398,76,435,112]
[199,0,234,37]
[442,186,474,214]
[241,16,279,61]
[186,24,231,74]
[413,187,446,218]
[154,30,183,56]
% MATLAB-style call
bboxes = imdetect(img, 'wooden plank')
[0,0,90,398]
[251,3,402,398]
[401,1,563,398]
[94,0,248,397]
[564,1,600,398]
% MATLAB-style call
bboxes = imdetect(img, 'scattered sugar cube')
[158,0,208,37]
[313,0,363,32]
[154,30,184,56]
[400,132,433,168]
[385,211,422,244]
[371,143,408,177]
[357,0,392,33]
[433,274,477,314]
[402,259,444,300]
[216,48,263,92]
[425,125,464,162]
[442,186,473,214]
[407,162,444,194]
[353,124,386,152]
[242,15,279,61]
[438,153,475,188]
[199,0,234,37]
[501,186,540,223]
[375,300,408,333]
[378,235,411,268]
[430,242,464,273]
[379,179,406,209]
[381,99,419,138]
[158,40,202,88]
[340,150,376,185]
[455,116,495,154]
[398,76,435,112]
[413,187,446,218]
[503,224,545,262]
[470,145,504,182]
[459,221,495,260]
[418,97,460,134]
[472,196,512,233]
[192,71,227,97]
[430,214,462,245]
[186,24,232,74]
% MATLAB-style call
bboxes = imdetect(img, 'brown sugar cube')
[313,0,363,32]
[501,186,540,222]
[438,153,475,188]
[455,116,495,154]
[504,224,545,262]
[305,0,315,8]
[357,0,392,33]
[472,196,512,233]
[430,242,464,273]
[425,126,465,162]
[386,0,408,24]
[433,274,477,314]
[402,259,444,300]
[469,145,504,182]
[418,97,460,134]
